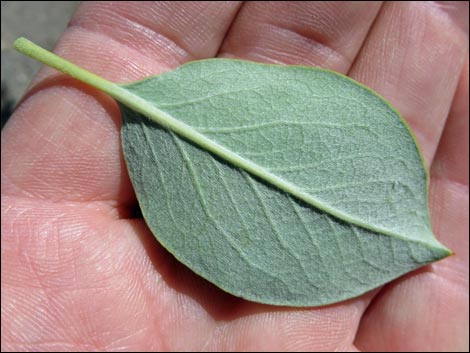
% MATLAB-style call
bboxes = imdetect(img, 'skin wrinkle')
[56,27,170,80]
[257,22,348,70]
[69,15,191,68]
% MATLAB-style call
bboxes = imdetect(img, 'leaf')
[14,38,452,307]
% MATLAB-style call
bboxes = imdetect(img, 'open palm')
[2,2,468,351]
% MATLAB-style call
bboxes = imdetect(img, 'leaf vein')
[243,173,317,288]
[171,133,284,283]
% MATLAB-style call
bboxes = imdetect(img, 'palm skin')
[1,2,468,351]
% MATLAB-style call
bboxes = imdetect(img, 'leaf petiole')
[14,37,126,100]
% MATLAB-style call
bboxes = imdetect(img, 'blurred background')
[1,1,79,129]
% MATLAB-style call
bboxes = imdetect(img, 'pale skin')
[1,2,468,351]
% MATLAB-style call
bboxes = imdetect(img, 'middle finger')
[219,1,383,72]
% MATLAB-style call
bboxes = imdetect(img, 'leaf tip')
[443,246,455,257]
[434,243,454,261]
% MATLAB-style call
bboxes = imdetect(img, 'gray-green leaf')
[120,60,450,306]
[13,38,451,307]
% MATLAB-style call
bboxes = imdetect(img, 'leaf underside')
[120,59,450,306]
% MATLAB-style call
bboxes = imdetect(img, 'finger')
[431,58,469,193]
[1,1,241,206]
[348,1,469,166]
[428,56,469,348]
[218,1,383,72]
[354,59,469,352]
[430,56,468,283]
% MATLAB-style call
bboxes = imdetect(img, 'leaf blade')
[121,106,449,306]
[119,60,450,305]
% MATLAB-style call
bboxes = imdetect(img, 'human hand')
[2,2,468,351]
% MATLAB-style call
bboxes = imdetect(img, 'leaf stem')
[13,37,127,100]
